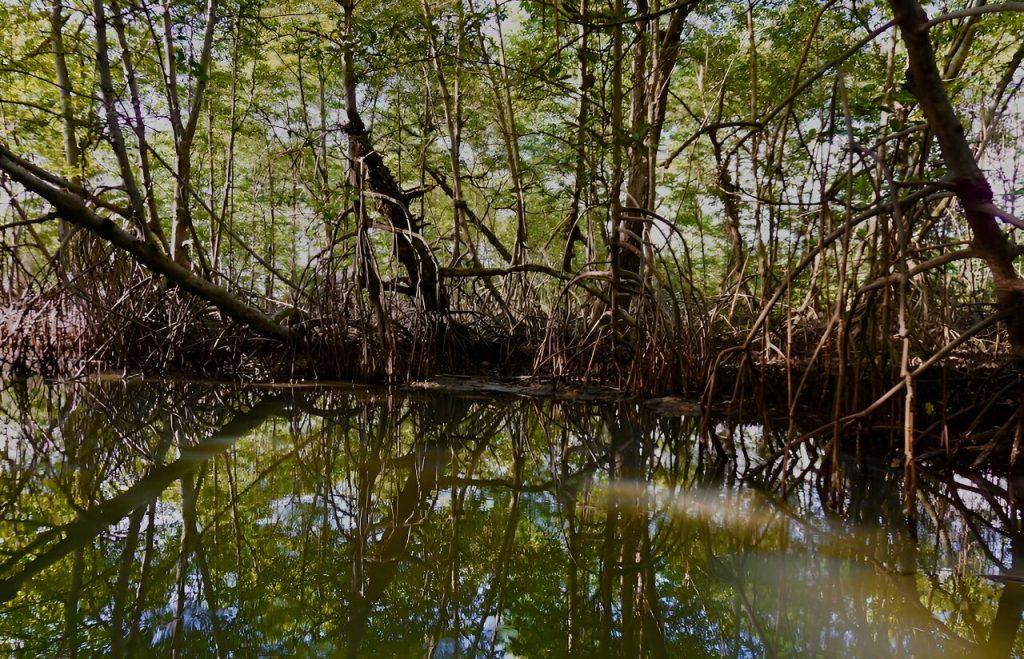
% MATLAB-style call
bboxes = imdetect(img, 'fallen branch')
[0,143,294,342]
[440,263,572,280]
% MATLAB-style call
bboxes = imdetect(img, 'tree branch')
[0,143,293,342]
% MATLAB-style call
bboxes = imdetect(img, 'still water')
[0,378,1019,657]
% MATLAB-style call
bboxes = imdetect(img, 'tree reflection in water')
[0,379,1019,657]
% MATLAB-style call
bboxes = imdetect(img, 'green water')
[0,378,1019,657]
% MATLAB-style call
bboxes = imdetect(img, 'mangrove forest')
[3,0,1024,459]
[2,0,1024,653]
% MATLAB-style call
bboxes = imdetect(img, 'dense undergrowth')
[2,237,1021,474]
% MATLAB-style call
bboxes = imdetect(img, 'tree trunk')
[563,0,592,272]
[888,0,1024,357]
[485,0,529,264]
[341,0,448,313]
[50,0,79,182]
[421,0,468,262]
[50,0,79,248]
[166,0,219,269]
[109,0,169,250]
[615,4,694,294]
[92,0,154,244]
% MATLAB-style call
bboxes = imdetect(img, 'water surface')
[0,378,1019,657]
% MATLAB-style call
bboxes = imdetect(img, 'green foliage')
[2,0,1023,388]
